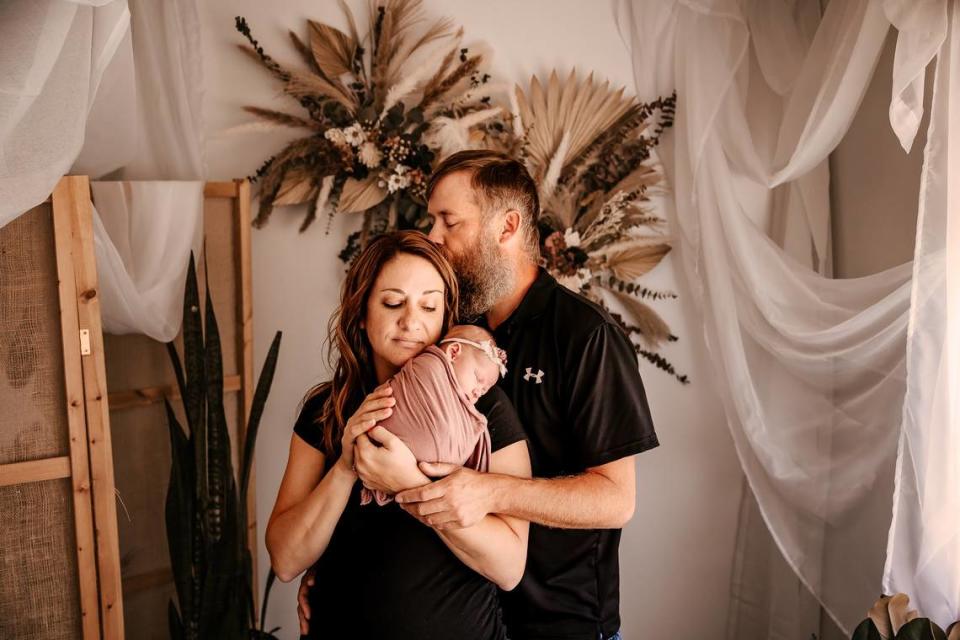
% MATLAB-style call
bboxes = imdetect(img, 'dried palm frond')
[421,53,482,112]
[308,20,356,79]
[285,68,357,112]
[242,106,322,131]
[386,15,455,85]
[515,70,634,180]
[606,289,672,349]
[598,243,672,282]
[273,175,317,207]
[338,175,388,213]
[370,0,425,99]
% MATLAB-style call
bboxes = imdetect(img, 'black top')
[484,268,659,640]
[293,384,526,640]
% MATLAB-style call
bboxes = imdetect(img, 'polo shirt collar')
[489,267,557,334]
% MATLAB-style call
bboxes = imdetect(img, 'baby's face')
[445,345,500,403]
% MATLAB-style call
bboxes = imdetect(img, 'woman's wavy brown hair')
[302,231,459,461]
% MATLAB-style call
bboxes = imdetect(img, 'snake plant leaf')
[182,252,209,540]
[240,331,282,509]
[163,397,196,633]
[852,618,883,640]
[203,251,229,544]
[198,466,243,636]
[259,568,278,636]
[168,599,185,640]
[897,618,943,640]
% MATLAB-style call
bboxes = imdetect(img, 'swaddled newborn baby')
[360,324,508,506]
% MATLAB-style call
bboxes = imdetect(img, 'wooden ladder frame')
[0,175,125,639]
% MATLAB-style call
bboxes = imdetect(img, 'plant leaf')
[307,20,355,78]
[852,618,884,640]
[163,397,195,632]
[608,288,673,349]
[240,331,282,515]
[600,243,671,282]
[870,595,895,638]
[202,250,228,544]
[338,175,388,213]
[890,593,918,635]
[273,170,318,206]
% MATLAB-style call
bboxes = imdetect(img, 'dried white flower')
[324,128,346,146]
[343,123,366,147]
[564,228,582,247]
[386,166,412,193]
[358,142,383,168]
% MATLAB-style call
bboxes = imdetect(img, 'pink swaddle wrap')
[360,345,491,506]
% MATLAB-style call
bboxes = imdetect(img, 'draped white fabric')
[90,182,205,341]
[617,0,955,632]
[0,0,130,228]
[0,0,207,339]
[883,0,960,627]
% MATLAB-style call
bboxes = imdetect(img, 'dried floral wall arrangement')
[235,0,684,383]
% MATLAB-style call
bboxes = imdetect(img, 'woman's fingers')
[357,396,395,417]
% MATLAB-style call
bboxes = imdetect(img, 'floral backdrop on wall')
[235,0,683,383]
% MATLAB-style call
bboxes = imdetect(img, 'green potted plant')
[852,594,960,640]
[164,251,282,639]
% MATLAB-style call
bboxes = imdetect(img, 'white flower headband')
[439,337,508,378]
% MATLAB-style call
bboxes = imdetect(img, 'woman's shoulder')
[293,383,332,452]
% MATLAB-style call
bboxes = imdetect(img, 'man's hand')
[354,426,426,494]
[395,463,496,530]
[296,567,315,635]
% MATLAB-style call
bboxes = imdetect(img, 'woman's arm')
[265,436,355,582]
[266,387,396,582]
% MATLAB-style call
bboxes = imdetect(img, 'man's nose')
[427,224,444,244]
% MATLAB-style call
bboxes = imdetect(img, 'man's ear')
[499,209,522,244]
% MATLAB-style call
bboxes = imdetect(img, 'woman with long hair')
[266,230,530,639]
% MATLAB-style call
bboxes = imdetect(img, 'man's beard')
[445,230,514,322]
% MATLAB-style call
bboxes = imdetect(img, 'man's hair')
[426,150,541,258]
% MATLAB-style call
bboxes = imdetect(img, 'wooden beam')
[51,177,103,640]
[107,374,243,411]
[0,456,72,487]
[204,181,240,198]
[62,176,126,640]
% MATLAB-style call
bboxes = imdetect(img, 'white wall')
[198,2,744,637]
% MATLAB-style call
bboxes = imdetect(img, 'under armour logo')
[523,368,544,384]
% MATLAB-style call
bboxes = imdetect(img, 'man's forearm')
[435,514,527,590]
[488,470,634,529]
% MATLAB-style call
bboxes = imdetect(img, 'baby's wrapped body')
[361,345,491,506]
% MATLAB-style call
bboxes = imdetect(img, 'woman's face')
[364,252,446,383]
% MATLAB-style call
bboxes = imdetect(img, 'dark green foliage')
[165,250,283,639]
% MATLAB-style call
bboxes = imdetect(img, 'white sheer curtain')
[617,0,956,633]
[0,0,207,339]
[0,0,130,227]
[883,0,960,627]
[91,182,205,342]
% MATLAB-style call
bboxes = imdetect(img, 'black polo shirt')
[486,268,659,640]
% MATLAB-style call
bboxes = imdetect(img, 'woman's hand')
[354,426,429,495]
[335,385,396,473]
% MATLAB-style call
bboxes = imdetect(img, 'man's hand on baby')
[395,464,492,530]
[354,426,423,494]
